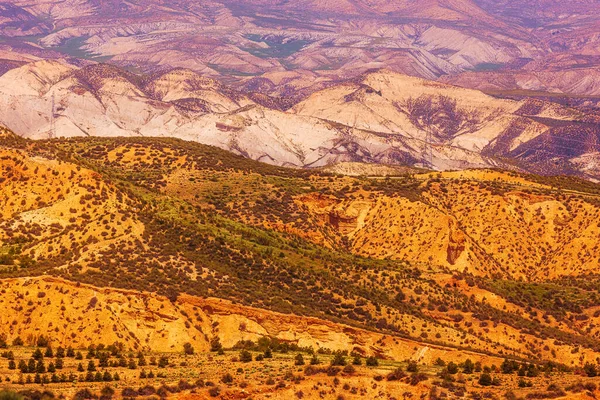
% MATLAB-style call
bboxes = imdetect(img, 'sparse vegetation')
[1,134,600,398]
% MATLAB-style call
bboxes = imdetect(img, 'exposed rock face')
[327,212,358,235]
[443,67,600,97]
[0,276,499,364]
[446,221,467,266]
[1,61,599,180]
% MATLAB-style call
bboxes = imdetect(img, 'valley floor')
[1,345,600,399]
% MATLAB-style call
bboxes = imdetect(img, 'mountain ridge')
[2,132,600,370]
[1,60,598,180]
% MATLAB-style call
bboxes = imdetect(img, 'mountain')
[2,1,600,399]
[3,131,600,397]
[0,0,598,97]
[1,59,599,180]
[442,57,600,97]
[3,132,600,356]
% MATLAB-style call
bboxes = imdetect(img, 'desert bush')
[239,350,252,363]
[366,356,378,367]
[74,389,98,400]
[183,343,194,355]
[221,373,233,384]
[387,367,406,381]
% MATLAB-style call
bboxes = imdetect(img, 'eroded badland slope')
[0,275,500,365]
[1,62,599,180]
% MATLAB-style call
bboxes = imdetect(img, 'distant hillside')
[0,61,599,180]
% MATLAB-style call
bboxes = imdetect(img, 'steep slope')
[0,139,143,265]
[2,134,600,368]
[0,61,480,170]
[144,69,256,113]
[295,170,600,280]
[0,275,503,365]
[443,67,600,97]
[293,70,598,176]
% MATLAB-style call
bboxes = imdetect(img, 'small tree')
[239,350,252,363]
[434,358,446,366]
[86,348,95,359]
[32,349,43,360]
[36,336,49,348]
[387,367,406,381]
[158,356,169,368]
[330,352,346,366]
[446,362,458,374]
[478,373,492,386]
[137,353,147,367]
[210,337,222,352]
[295,354,305,366]
[101,386,115,398]
[395,290,406,303]
[221,373,233,384]
[501,358,518,374]
[366,356,379,367]
[35,359,46,374]
[462,359,474,374]
[18,360,27,373]
[584,362,598,377]
[407,361,418,373]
